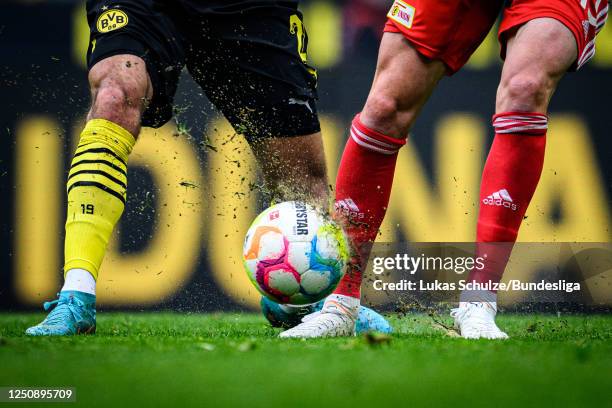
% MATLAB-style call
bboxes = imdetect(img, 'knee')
[94,85,130,114]
[497,72,551,112]
[88,73,149,135]
[93,80,146,121]
[364,93,398,126]
[362,93,409,139]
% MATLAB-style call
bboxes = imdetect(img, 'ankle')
[322,294,360,319]
[62,269,96,295]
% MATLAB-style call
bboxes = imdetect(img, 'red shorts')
[385,0,609,74]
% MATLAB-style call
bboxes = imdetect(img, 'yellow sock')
[64,119,136,280]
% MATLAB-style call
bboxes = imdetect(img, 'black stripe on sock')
[70,159,127,177]
[73,147,126,167]
[67,169,127,190]
[67,181,126,205]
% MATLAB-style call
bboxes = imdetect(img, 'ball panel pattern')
[286,242,312,274]
[265,266,301,299]
[300,269,332,295]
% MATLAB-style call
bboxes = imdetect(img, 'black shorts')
[85,0,320,140]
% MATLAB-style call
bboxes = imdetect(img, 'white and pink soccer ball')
[243,201,349,305]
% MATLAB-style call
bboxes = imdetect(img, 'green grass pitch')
[1,313,610,407]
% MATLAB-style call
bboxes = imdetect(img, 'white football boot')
[450,302,509,340]
[279,294,358,338]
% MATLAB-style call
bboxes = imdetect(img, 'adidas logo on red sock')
[482,189,517,211]
[335,198,365,220]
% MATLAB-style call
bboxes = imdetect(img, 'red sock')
[333,114,406,299]
[469,112,547,290]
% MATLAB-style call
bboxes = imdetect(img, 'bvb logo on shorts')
[96,9,129,33]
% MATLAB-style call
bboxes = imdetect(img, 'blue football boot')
[261,297,392,334]
[25,291,96,336]
[261,297,313,329]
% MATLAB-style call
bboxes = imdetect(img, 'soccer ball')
[243,201,349,305]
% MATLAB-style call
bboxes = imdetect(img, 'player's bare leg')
[454,18,578,339]
[26,55,151,335]
[248,132,329,208]
[280,33,445,338]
